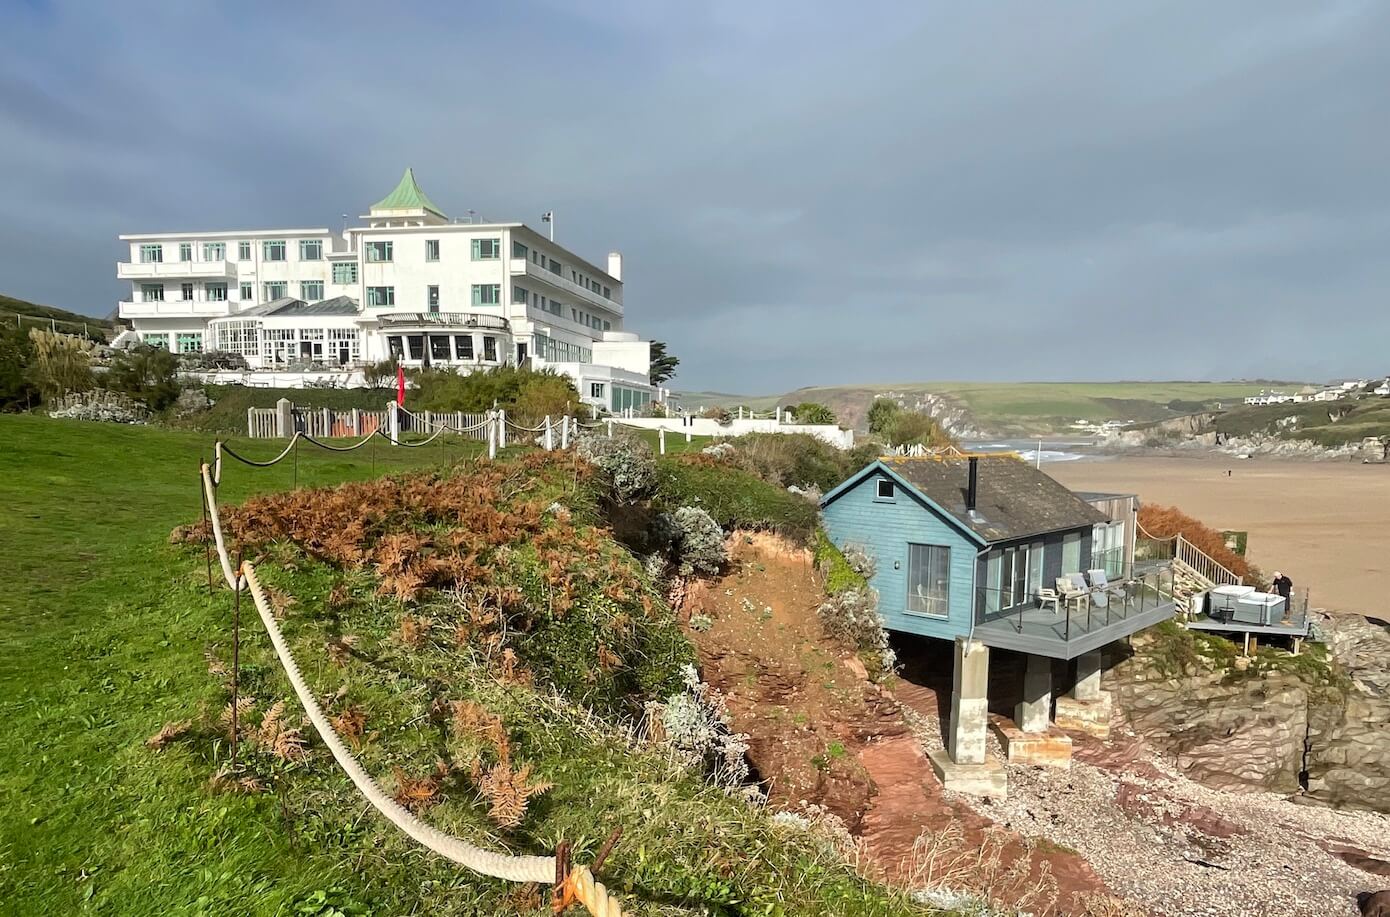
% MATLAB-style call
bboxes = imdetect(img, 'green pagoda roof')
[370,167,446,218]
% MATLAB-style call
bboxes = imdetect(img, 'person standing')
[1272,571,1293,607]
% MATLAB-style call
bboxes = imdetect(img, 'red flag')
[396,365,406,406]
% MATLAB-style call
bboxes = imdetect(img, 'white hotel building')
[116,169,658,414]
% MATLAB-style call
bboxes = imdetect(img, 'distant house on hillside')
[1244,390,1294,406]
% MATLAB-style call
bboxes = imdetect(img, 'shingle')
[883,455,1106,543]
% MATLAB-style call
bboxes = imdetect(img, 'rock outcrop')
[1108,616,1390,813]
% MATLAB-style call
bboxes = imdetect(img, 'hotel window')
[239,282,253,301]
[176,332,202,354]
[180,283,194,301]
[366,286,395,307]
[471,238,500,260]
[365,241,393,262]
[471,284,501,306]
[263,240,286,261]
[482,335,497,361]
[328,328,360,364]
[300,280,324,301]
[454,335,474,359]
[427,285,440,312]
[906,544,950,617]
[299,239,322,261]
[238,241,252,261]
[513,285,528,306]
[214,320,260,356]
[206,282,228,301]
[141,283,164,302]
[590,382,605,399]
[512,240,527,259]
[139,244,163,263]
[406,335,424,360]
[425,239,440,262]
[178,243,192,262]
[430,335,451,362]
[332,262,358,284]
[547,258,560,275]
[263,281,287,300]
[602,320,611,331]
[203,242,225,261]
[603,285,611,299]
[142,333,169,350]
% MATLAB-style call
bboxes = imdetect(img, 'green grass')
[0,416,925,916]
[812,530,867,595]
[1213,397,1390,447]
[653,458,820,543]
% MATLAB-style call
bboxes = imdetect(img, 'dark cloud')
[1,0,1386,391]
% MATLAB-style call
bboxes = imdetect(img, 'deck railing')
[975,567,1175,641]
[1174,535,1243,587]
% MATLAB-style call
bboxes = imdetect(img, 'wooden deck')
[973,579,1177,659]
[1185,608,1311,639]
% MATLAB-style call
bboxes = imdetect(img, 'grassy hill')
[1,292,117,339]
[1209,396,1390,447]
[679,381,1290,434]
[0,416,920,916]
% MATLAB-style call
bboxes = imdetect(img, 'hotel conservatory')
[115,169,660,413]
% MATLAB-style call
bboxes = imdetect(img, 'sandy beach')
[1048,455,1390,618]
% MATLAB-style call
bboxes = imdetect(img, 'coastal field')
[679,381,1287,433]
[1048,455,1390,618]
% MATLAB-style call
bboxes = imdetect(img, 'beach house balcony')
[971,566,1177,658]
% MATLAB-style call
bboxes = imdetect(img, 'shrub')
[26,328,94,400]
[1139,503,1256,582]
[817,587,895,676]
[361,358,397,391]
[106,344,182,412]
[668,506,726,576]
[867,398,956,448]
[700,405,732,425]
[654,456,819,543]
[410,365,580,422]
[790,402,837,425]
[645,664,750,791]
[578,431,656,502]
[0,323,38,411]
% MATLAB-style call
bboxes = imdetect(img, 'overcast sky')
[2,1,1386,393]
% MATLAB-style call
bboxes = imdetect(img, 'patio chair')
[1056,576,1090,613]
[1088,569,1127,609]
[1036,586,1062,615]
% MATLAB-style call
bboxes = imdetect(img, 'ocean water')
[965,439,1100,464]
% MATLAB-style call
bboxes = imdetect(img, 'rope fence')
[196,446,630,914]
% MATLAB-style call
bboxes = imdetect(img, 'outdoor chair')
[1056,576,1090,613]
[1088,569,1127,609]
[1036,587,1062,615]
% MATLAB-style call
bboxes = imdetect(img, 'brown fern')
[145,719,192,750]
[470,757,552,828]
[330,705,367,749]
[257,700,307,762]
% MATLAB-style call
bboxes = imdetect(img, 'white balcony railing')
[117,300,236,318]
[514,259,624,316]
[117,259,237,279]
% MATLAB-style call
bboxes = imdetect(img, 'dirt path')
[683,533,1117,914]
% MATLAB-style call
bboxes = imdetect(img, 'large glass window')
[985,543,1044,614]
[142,333,169,350]
[239,282,253,301]
[213,320,261,356]
[141,283,164,302]
[332,262,358,284]
[178,243,192,262]
[482,336,497,361]
[512,240,527,259]
[176,332,202,353]
[206,282,227,301]
[238,241,252,261]
[180,283,194,301]
[139,244,163,263]
[263,240,286,261]
[471,238,500,260]
[366,286,394,307]
[454,335,474,359]
[1062,532,1083,574]
[300,280,324,301]
[471,284,500,306]
[366,241,393,262]
[299,239,322,261]
[906,544,950,617]
[513,285,528,305]
[328,328,360,365]
[547,258,561,275]
[430,335,451,362]
[263,281,288,300]
[203,242,225,261]
[1092,522,1125,578]
[406,335,424,360]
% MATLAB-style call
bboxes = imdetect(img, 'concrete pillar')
[247,406,255,437]
[387,400,399,445]
[948,638,990,766]
[561,416,571,449]
[659,427,666,455]
[276,398,293,439]
[1073,650,1103,702]
[497,409,507,448]
[1016,654,1053,734]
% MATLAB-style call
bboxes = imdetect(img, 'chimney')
[966,457,979,511]
[607,251,623,281]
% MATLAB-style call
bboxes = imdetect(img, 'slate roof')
[236,296,360,317]
[878,455,1106,543]
[370,167,446,218]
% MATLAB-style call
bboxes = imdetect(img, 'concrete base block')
[927,747,1008,799]
[993,719,1073,768]
[1054,692,1113,739]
